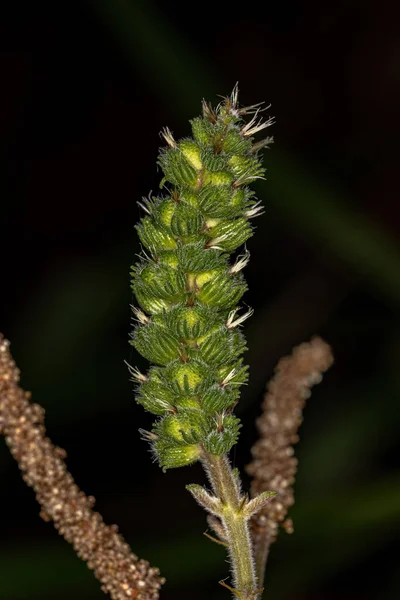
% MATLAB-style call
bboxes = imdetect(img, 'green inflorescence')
[129,86,273,471]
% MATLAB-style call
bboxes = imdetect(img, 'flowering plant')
[0,87,333,600]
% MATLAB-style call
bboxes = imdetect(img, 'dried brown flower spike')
[246,336,334,588]
[0,334,164,600]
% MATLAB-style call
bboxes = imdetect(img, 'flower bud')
[197,327,247,366]
[170,203,203,237]
[136,217,177,251]
[222,129,252,154]
[203,414,242,455]
[201,385,240,415]
[197,271,247,309]
[207,218,253,252]
[136,378,175,416]
[158,148,198,187]
[165,305,218,340]
[201,151,228,172]
[190,117,212,145]
[177,242,226,272]
[156,413,201,444]
[228,154,264,182]
[166,360,208,395]
[131,323,181,366]
[199,185,248,218]
[156,198,176,228]
[132,286,170,314]
[155,443,202,471]
[131,262,186,309]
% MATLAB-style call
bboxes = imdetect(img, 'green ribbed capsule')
[165,360,209,395]
[190,117,213,145]
[179,189,200,207]
[131,322,181,365]
[170,203,204,237]
[207,217,253,252]
[222,129,252,154]
[200,150,229,172]
[228,154,265,181]
[155,443,202,471]
[176,242,227,272]
[196,326,247,366]
[136,380,175,415]
[201,385,240,414]
[132,286,170,315]
[131,262,186,304]
[155,197,204,236]
[203,414,242,455]
[155,412,204,444]
[136,217,177,251]
[164,305,219,340]
[156,198,176,228]
[197,270,247,309]
[158,147,198,187]
[130,89,271,469]
[198,185,251,218]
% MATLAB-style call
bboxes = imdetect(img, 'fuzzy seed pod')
[130,88,273,470]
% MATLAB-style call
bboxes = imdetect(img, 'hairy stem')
[254,540,270,595]
[202,452,259,599]
[246,337,334,595]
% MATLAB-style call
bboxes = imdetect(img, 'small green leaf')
[242,491,277,518]
[186,484,223,516]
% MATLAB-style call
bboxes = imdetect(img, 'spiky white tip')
[230,250,250,274]
[138,428,158,442]
[137,200,151,215]
[233,172,265,188]
[160,127,177,148]
[251,135,274,153]
[125,361,148,383]
[241,110,275,138]
[137,191,156,215]
[221,368,239,387]
[228,85,271,120]
[230,82,239,110]
[243,200,264,219]
[207,233,229,249]
[226,308,254,329]
[202,99,217,122]
[130,306,150,324]
[238,101,270,116]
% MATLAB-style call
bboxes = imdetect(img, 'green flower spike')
[129,85,276,599]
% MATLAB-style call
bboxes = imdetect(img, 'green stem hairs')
[129,85,276,599]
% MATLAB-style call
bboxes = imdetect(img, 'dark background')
[1,0,400,598]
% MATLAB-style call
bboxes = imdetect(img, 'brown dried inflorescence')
[0,334,164,600]
[246,336,334,574]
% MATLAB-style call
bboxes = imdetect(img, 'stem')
[254,540,271,596]
[201,452,260,599]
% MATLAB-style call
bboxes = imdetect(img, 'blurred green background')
[1,0,400,598]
